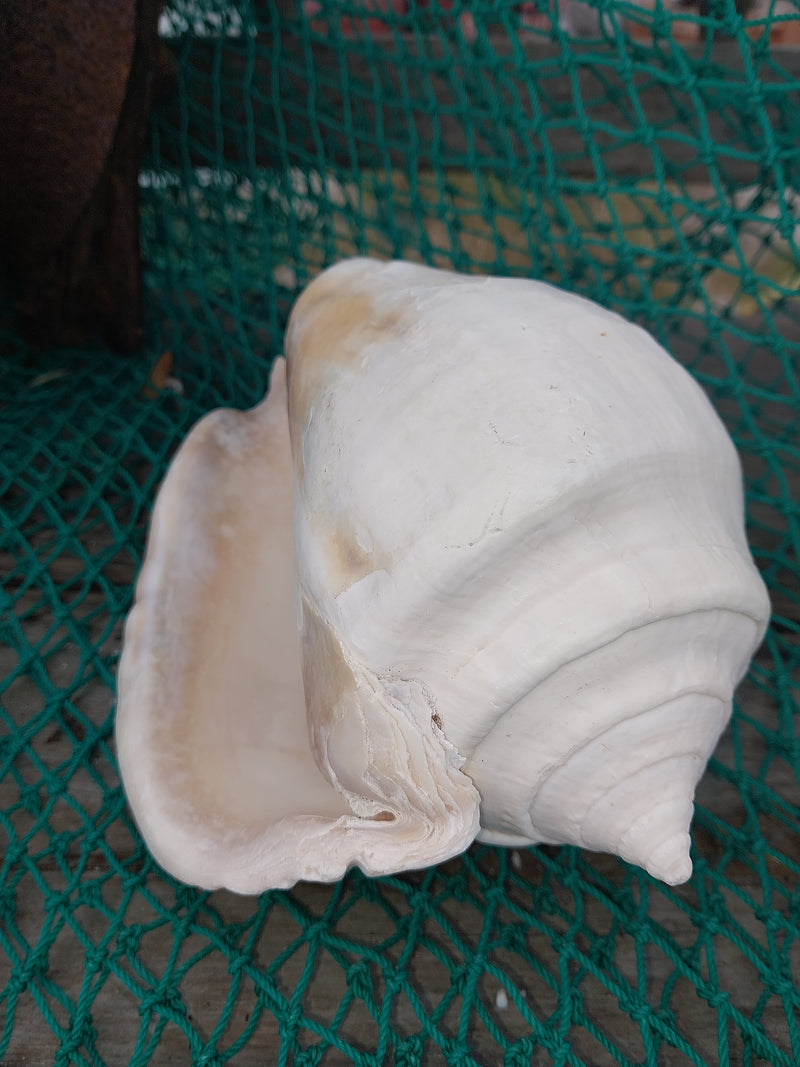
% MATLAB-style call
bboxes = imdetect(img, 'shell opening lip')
[116,355,480,893]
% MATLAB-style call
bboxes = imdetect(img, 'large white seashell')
[116,258,770,893]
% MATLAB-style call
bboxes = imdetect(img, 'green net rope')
[2,1,799,1063]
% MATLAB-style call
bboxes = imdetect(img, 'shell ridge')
[301,597,481,876]
[468,607,762,766]
[335,466,767,699]
[484,690,726,796]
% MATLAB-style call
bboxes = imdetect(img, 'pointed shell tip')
[644,833,693,886]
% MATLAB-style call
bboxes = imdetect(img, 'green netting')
[2,0,800,1063]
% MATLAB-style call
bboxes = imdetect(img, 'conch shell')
[116,258,770,893]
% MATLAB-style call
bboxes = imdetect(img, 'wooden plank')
[155,30,800,183]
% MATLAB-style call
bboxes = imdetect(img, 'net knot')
[622,998,654,1024]
[115,923,144,957]
[228,952,248,976]
[498,923,528,955]
[83,944,108,974]
[408,890,431,912]
[138,984,186,1020]
[383,972,405,999]
[395,1034,424,1067]
[702,989,730,1011]
[281,1004,303,1034]
[294,1044,323,1066]
[194,1053,222,1067]
[765,975,797,1000]
[441,1037,476,1066]
[77,880,104,909]
[504,1036,537,1065]
[346,961,373,1001]
[451,959,485,996]
[304,920,328,942]
[49,830,74,863]
[57,1019,99,1061]
[7,945,50,996]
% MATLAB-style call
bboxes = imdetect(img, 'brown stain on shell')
[284,264,401,595]
[324,525,384,595]
[284,267,409,448]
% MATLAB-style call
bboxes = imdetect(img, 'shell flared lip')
[115,357,479,892]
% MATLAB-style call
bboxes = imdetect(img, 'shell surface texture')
[116,258,770,893]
